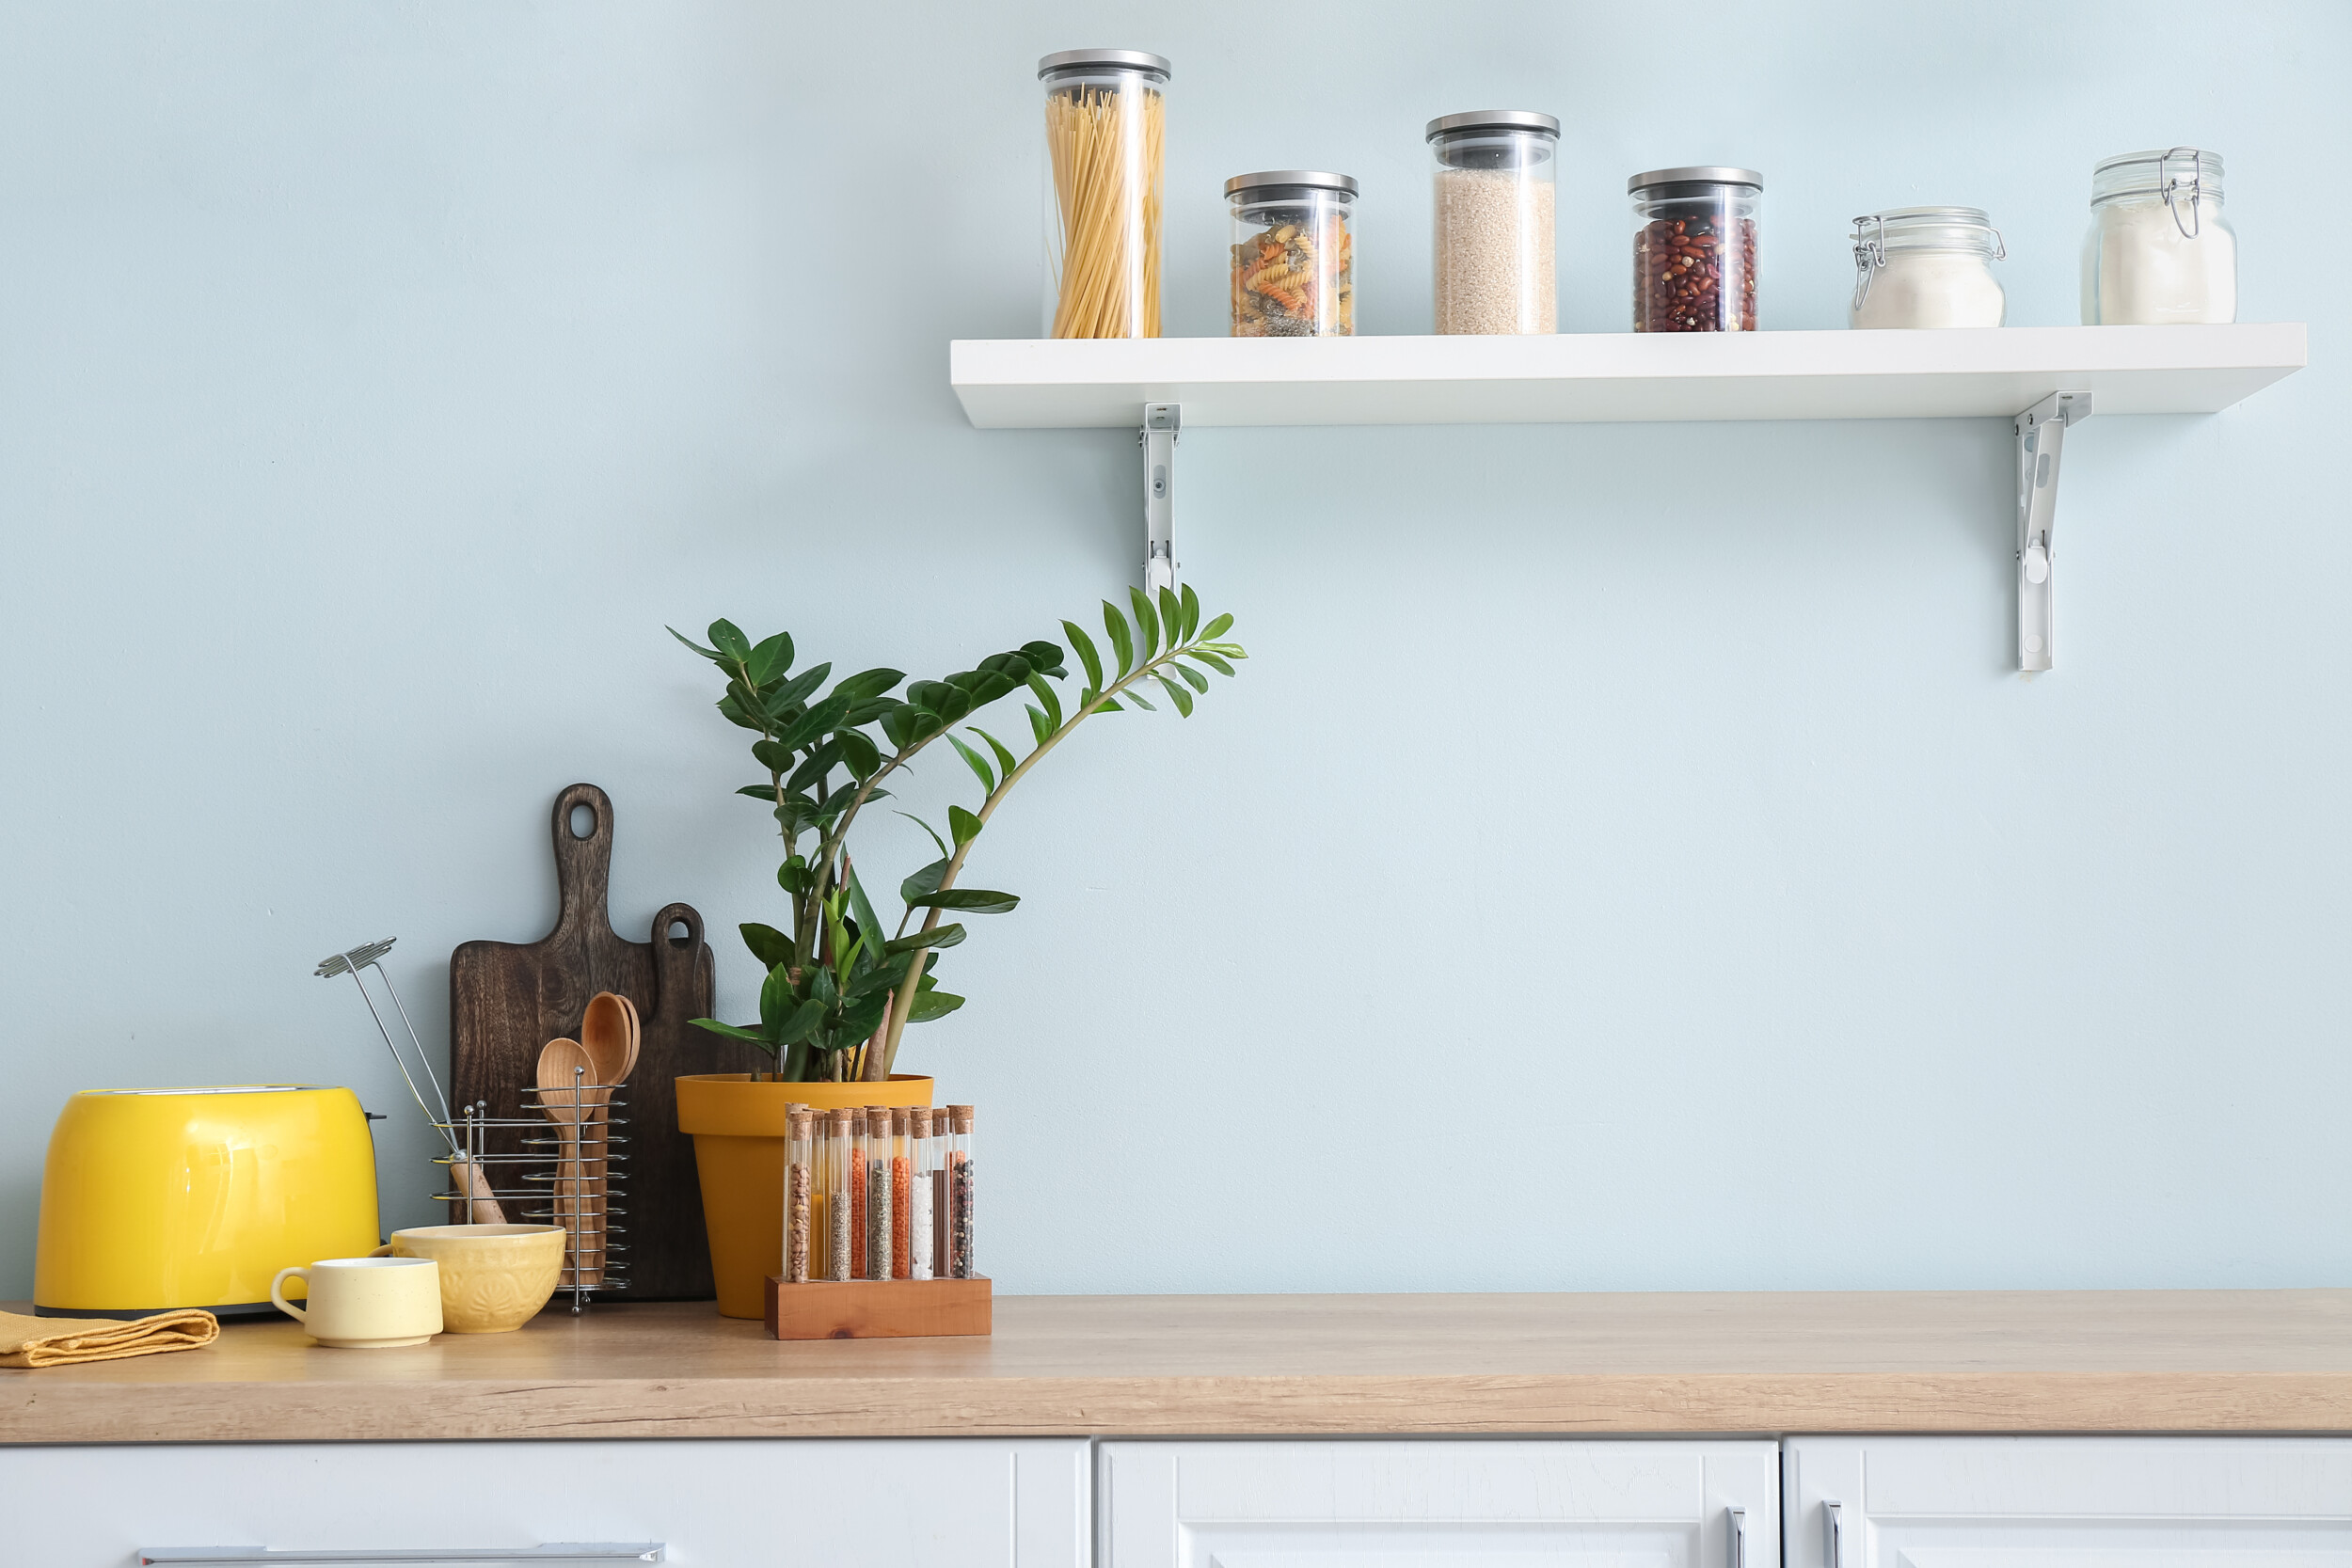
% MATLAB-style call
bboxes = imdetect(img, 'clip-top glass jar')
[1850,207,2006,329]
[1040,49,1169,339]
[1631,167,1760,332]
[2082,147,2234,325]
[1427,110,1558,335]
[1228,172,1356,337]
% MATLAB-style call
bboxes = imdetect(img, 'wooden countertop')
[5,1291,2350,1444]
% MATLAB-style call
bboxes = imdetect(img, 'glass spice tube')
[808,1108,833,1280]
[890,1108,913,1280]
[948,1104,976,1278]
[865,1107,893,1280]
[931,1114,952,1278]
[908,1107,934,1280]
[826,1110,852,1281]
[856,1109,875,1278]
[785,1109,812,1284]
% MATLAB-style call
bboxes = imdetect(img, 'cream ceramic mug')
[270,1256,443,1348]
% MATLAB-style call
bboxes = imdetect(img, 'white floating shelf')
[950,324,2306,429]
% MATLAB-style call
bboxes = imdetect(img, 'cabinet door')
[1099,1439,1780,1568]
[0,1438,1090,1568]
[1783,1436,2352,1568]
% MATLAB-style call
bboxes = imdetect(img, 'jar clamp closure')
[1850,206,2007,329]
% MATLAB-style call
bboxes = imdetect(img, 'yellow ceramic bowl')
[373,1224,564,1333]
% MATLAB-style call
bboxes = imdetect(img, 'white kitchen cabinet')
[0,1438,1090,1568]
[1782,1437,2352,1568]
[1098,1439,1781,1568]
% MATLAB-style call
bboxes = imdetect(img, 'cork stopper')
[787,1107,812,1136]
[950,1104,975,1133]
[831,1106,854,1132]
[891,1107,910,1135]
[909,1106,930,1137]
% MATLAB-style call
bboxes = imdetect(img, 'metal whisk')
[316,937,504,1223]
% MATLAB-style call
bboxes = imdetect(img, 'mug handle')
[269,1265,310,1324]
[368,1243,393,1258]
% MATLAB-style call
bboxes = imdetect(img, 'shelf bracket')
[1140,402,1180,593]
[2015,389,2091,672]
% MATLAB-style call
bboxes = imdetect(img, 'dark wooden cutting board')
[450,782,759,1301]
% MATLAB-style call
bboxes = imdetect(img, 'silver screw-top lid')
[1038,48,1171,79]
[1629,166,1764,192]
[1425,110,1560,140]
[1225,170,1359,198]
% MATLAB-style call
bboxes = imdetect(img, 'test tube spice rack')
[764,1102,990,1340]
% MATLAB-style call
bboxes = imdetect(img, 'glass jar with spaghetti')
[1630,166,1761,332]
[1228,171,1356,337]
[1040,49,1169,339]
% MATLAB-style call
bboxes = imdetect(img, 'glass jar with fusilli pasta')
[1228,171,1356,337]
[1040,49,1169,339]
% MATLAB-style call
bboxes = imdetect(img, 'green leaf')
[1157,586,1183,652]
[946,733,994,793]
[1180,648,1235,677]
[669,626,724,662]
[786,738,843,796]
[708,620,752,662]
[1103,602,1135,677]
[904,989,966,1022]
[758,963,795,1035]
[750,738,793,775]
[762,663,830,715]
[736,783,784,801]
[970,726,1019,783]
[739,923,793,970]
[848,960,912,1000]
[1025,673,1063,731]
[746,632,794,686]
[1121,685,1156,712]
[1025,704,1051,748]
[777,692,851,752]
[900,855,948,905]
[837,729,882,780]
[1179,582,1201,641]
[896,813,949,860]
[948,803,983,847]
[776,998,829,1046]
[715,694,769,733]
[1129,586,1161,658]
[1096,696,1124,712]
[1062,621,1104,688]
[691,1018,771,1044]
[878,704,919,749]
[1153,672,1194,717]
[908,888,1021,914]
[777,856,811,895]
[885,923,965,955]
[1200,612,1234,641]
[1174,662,1209,693]
[833,667,905,703]
[846,868,887,966]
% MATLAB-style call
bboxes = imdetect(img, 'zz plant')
[673,584,1246,1081]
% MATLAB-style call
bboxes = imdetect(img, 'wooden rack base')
[764,1275,993,1340]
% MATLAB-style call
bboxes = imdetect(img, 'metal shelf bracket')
[1141,402,1181,592]
[2015,389,2092,672]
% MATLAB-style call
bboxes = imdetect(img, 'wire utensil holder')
[432,1082,630,1312]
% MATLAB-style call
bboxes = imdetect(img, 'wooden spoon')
[535,1036,596,1286]
[576,993,636,1286]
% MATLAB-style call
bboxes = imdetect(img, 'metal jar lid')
[1629,166,1764,192]
[1850,205,2002,245]
[1425,110,1560,141]
[1038,48,1171,79]
[1225,170,1359,198]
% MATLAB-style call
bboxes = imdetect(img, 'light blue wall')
[2,0,2344,1299]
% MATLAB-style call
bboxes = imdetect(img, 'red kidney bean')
[1634,214,1758,332]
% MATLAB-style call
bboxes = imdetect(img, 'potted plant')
[672,586,1246,1313]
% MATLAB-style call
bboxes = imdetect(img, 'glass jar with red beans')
[1630,167,1761,332]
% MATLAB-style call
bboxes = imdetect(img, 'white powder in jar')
[2083,198,2236,324]
[1435,167,1555,334]
[1851,250,2006,329]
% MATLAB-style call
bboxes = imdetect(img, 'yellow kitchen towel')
[0,1307,219,1369]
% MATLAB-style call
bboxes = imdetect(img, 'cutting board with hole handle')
[449,782,760,1302]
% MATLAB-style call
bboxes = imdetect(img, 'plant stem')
[875,641,1195,1073]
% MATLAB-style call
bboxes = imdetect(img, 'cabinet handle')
[139,1547,663,1565]
[1726,1505,1745,1568]
[1824,1499,1842,1568]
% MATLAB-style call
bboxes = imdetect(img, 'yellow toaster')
[34,1085,382,1318]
